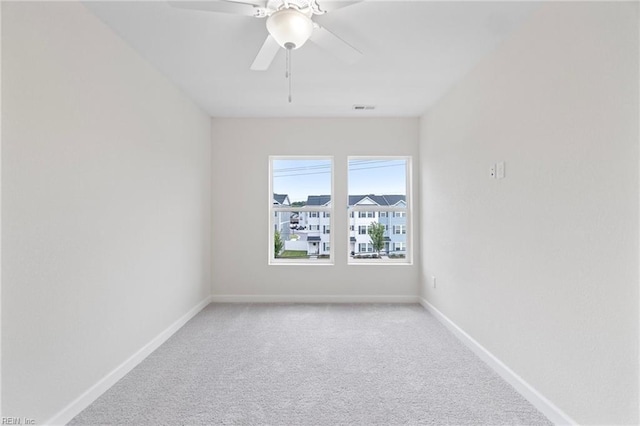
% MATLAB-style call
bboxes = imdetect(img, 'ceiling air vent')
[353,105,376,111]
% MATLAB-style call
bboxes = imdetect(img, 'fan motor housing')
[267,0,319,15]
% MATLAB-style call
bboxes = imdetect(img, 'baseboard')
[44,295,213,426]
[210,294,420,303]
[418,298,576,426]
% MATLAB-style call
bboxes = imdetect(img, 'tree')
[274,229,284,257]
[291,201,306,207]
[368,222,386,257]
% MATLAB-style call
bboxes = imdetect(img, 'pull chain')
[285,47,289,79]
[284,43,294,103]
[288,48,292,103]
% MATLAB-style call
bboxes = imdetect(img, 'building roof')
[273,193,289,205]
[349,194,406,206]
[305,194,405,206]
[307,236,322,242]
[306,195,331,206]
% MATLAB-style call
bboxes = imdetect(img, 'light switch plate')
[497,161,505,179]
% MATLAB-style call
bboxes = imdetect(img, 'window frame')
[269,156,334,265]
[269,155,411,266]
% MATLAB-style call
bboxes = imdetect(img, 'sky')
[272,159,407,203]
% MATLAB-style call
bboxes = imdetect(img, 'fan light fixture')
[169,0,364,104]
[266,8,314,50]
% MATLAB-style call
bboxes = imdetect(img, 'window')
[270,156,410,265]
[394,242,406,251]
[270,157,332,263]
[358,243,373,253]
[348,157,410,263]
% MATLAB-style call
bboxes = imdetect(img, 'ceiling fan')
[168,0,364,72]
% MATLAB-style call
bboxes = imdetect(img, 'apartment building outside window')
[270,157,333,264]
[348,157,411,264]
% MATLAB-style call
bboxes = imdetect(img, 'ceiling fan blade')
[315,1,363,14]
[309,25,362,65]
[168,1,265,17]
[250,35,281,70]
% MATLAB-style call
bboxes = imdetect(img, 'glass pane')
[348,158,406,198]
[272,210,331,260]
[348,159,407,261]
[272,159,332,206]
[347,210,406,260]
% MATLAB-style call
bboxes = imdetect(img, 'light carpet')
[69,303,551,425]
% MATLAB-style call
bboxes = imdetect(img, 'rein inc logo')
[1,418,35,425]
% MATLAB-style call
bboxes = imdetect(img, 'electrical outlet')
[489,164,496,178]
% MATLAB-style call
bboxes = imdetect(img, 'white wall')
[2,2,212,423]
[0,0,4,414]
[420,2,638,424]
[211,118,419,300]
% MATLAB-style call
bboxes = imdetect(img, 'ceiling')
[83,1,540,117]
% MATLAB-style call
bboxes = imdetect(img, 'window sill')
[269,260,334,266]
[348,260,413,266]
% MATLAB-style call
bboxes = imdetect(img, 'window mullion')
[272,206,333,213]
[348,206,407,212]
